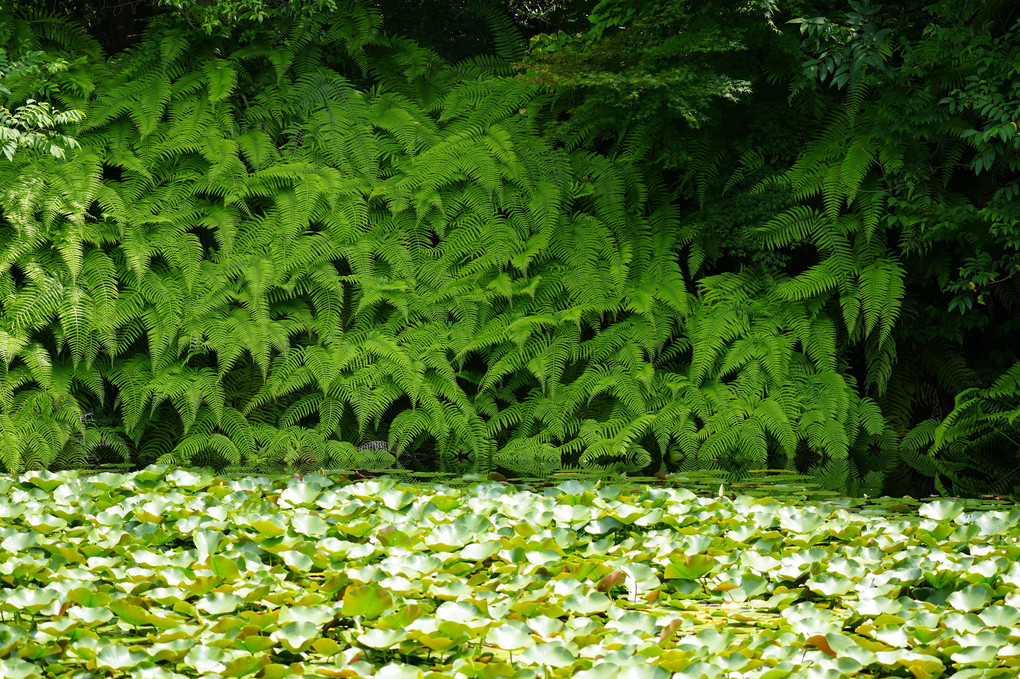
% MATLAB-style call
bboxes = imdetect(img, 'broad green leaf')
[527,615,564,639]
[21,471,63,492]
[918,500,964,522]
[974,510,1020,536]
[0,658,41,679]
[999,642,1020,658]
[194,592,244,615]
[621,563,657,584]
[435,601,484,624]
[235,636,275,654]
[948,585,992,613]
[562,592,611,615]
[279,483,321,507]
[271,621,320,653]
[110,599,155,627]
[950,645,998,664]
[67,588,111,608]
[461,541,501,560]
[978,605,1020,628]
[342,584,392,619]
[95,645,147,670]
[664,554,715,580]
[897,657,944,679]
[488,621,534,650]
[0,624,28,656]
[778,507,826,533]
[618,666,671,679]
[423,524,474,550]
[586,517,625,534]
[279,605,336,626]
[2,588,58,612]
[380,489,416,510]
[250,518,287,537]
[69,606,115,625]
[222,653,265,678]
[210,554,241,580]
[1,530,36,552]
[291,513,329,537]
[525,550,561,566]
[184,645,226,674]
[280,549,315,572]
[359,628,407,649]
[23,513,67,532]
[193,529,223,558]
[519,641,576,667]
[166,469,213,489]
[806,574,854,597]
[411,629,467,652]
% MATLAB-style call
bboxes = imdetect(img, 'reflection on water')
[78,461,1016,511]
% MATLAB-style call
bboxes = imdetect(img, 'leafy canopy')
[3,0,1020,497]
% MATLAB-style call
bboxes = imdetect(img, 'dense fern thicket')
[742,0,1020,497]
[1,0,1019,496]
[519,0,1020,496]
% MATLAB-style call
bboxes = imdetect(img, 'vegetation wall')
[1,0,1019,496]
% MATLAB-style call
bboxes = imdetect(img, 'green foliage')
[0,15,87,159]
[908,362,1020,496]
[0,8,639,477]
[155,0,341,33]
[4,469,1020,676]
[789,1,893,91]
[0,3,887,491]
[522,0,1020,495]
[519,0,781,163]
[3,0,1019,497]
[771,0,1020,495]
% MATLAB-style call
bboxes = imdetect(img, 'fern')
[0,5,955,497]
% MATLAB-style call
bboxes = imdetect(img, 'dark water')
[76,454,1017,509]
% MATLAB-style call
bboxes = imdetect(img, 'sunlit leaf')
[342,584,392,619]
[279,482,322,507]
[948,585,992,612]
[359,628,407,649]
[291,513,329,537]
[978,605,1020,628]
[806,573,854,597]
[3,588,59,612]
[222,653,265,678]
[210,554,241,580]
[194,592,244,615]
[0,625,28,656]
[280,549,315,572]
[279,605,336,626]
[664,554,715,580]
[562,592,611,615]
[519,641,576,667]
[918,500,964,521]
[487,621,534,650]
[271,621,320,653]
[110,600,155,627]
[184,645,227,673]
[423,524,474,550]
[95,645,148,670]
[0,658,42,679]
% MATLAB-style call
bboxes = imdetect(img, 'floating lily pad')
[3,468,1020,678]
[342,584,392,619]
